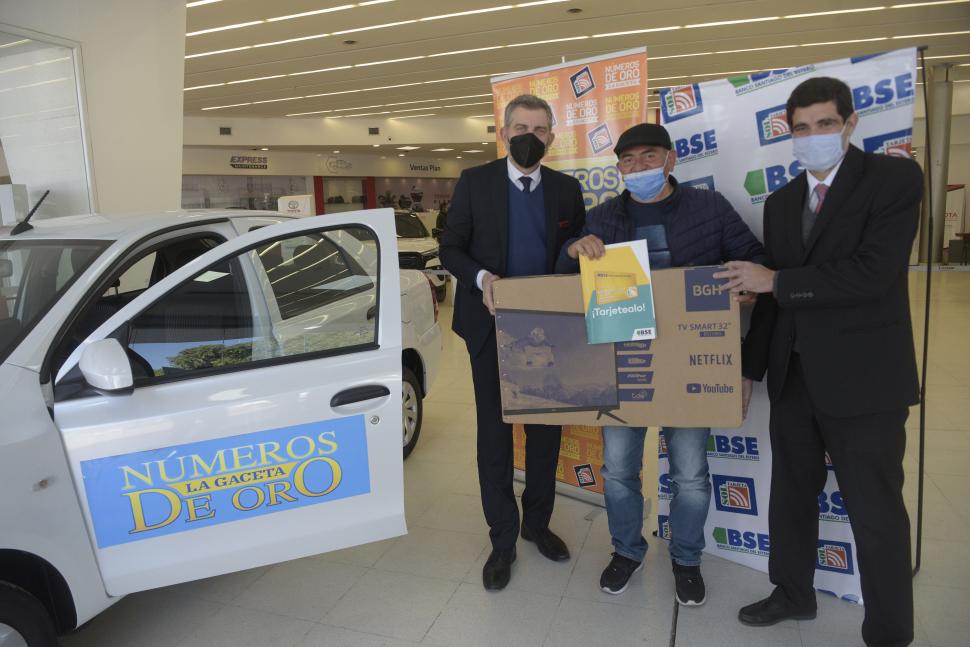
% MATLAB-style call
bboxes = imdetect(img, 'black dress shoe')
[521,525,570,561]
[483,546,516,591]
[738,596,816,626]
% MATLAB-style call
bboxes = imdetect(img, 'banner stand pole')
[913,44,950,577]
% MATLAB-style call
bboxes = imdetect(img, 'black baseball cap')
[614,123,672,155]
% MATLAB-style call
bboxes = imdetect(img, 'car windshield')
[394,212,429,239]
[0,239,109,364]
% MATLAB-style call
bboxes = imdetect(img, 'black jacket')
[742,145,923,417]
[440,157,586,357]
[555,177,765,272]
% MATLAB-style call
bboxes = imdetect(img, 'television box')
[494,266,742,428]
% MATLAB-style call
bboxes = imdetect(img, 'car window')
[118,226,379,384]
[394,212,430,238]
[254,226,378,355]
[109,252,155,295]
[0,240,109,364]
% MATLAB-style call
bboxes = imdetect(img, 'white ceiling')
[183,0,970,124]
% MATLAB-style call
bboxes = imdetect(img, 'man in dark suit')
[440,94,586,591]
[715,77,922,646]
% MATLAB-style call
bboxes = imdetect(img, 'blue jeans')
[601,426,711,565]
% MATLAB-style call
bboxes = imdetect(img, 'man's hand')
[482,271,500,315]
[735,291,758,305]
[567,234,606,260]
[713,261,776,295]
[742,377,753,421]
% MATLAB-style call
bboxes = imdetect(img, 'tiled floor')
[63,271,970,647]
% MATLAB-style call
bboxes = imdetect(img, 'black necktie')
[520,176,532,193]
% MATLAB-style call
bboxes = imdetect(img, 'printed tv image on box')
[496,310,618,416]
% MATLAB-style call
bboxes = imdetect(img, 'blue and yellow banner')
[81,415,371,548]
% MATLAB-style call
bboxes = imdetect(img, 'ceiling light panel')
[186,1,568,59]
[392,113,437,119]
[186,1,970,117]
[267,4,357,22]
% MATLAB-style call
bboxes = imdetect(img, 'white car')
[394,211,448,302]
[0,209,439,645]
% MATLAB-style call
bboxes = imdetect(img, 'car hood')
[396,238,438,255]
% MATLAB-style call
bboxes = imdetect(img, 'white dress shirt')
[806,156,843,212]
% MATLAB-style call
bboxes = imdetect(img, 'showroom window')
[0,29,94,221]
[181,175,309,210]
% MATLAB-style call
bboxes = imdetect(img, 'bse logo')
[713,474,758,516]
[674,129,718,164]
[707,434,760,461]
[660,84,703,123]
[852,73,914,117]
[712,526,770,556]
[570,66,596,98]
[818,489,849,523]
[681,175,716,192]
[755,104,791,146]
[863,128,913,158]
[658,472,672,500]
[816,539,855,575]
[588,123,614,154]
[743,161,804,204]
[657,514,672,540]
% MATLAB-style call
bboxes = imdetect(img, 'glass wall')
[181,175,309,210]
[323,177,365,214]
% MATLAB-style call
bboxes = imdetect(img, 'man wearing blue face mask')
[715,77,922,647]
[556,122,764,603]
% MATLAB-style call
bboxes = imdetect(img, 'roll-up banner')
[658,47,918,604]
[491,47,649,498]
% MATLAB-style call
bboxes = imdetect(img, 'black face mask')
[508,132,546,168]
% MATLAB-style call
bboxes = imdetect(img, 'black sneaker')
[600,553,643,595]
[672,561,706,606]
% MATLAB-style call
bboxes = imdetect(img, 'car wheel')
[0,582,58,647]
[402,366,423,459]
[435,282,447,303]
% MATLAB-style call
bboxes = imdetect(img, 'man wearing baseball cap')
[556,122,764,604]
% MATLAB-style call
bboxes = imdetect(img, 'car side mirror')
[79,338,134,395]
[431,228,442,239]
[0,259,12,279]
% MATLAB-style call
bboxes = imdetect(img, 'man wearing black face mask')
[440,94,586,592]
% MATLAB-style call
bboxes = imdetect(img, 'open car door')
[52,210,404,596]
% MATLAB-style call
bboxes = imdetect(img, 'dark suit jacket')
[440,157,586,357]
[741,145,923,417]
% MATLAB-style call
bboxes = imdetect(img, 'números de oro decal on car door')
[81,415,371,547]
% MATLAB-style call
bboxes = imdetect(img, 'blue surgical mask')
[623,155,669,202]
[792,127,847,172]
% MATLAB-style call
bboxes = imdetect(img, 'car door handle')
[330,384,390,407]
[366,305,377,320]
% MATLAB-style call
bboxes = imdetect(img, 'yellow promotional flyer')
[580,240,656,344]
